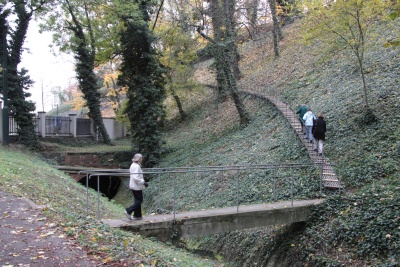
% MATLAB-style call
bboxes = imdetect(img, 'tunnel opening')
[78,175,122,200]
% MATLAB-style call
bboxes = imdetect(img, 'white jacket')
[303,111,316,126]
[129,162,145,190]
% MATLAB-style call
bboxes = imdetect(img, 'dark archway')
[78,176,121,200]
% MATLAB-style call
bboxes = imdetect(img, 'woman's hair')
[132,153,143,162]
[318,113,324,119]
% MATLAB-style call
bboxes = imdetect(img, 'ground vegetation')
[0,0,399,266]
[167,13,400,267]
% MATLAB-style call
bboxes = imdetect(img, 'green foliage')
[39,0,116,144]
[0,1,42,150]
[284,178,400,266]
[140,13,399,266]
[118,1,167,168]
[39,137,132,153]
[142,99,325,215]
[355,107,378,125]
[156,19,201,120]
[8,69,41,149]
[1,3,398,265]
[300,0,391,109]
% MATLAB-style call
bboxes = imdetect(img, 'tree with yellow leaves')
[301,0,391,121]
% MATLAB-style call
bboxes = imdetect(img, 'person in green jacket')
[296,104,308,135]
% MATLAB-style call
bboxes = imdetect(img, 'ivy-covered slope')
[142,97,322,214]
[146,17,400,266]
[239,18,400,190]
[270,18,400,266]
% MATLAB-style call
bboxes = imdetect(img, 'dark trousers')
[126,190,143,218]
[298,117,306,133]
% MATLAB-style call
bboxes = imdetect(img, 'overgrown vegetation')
[141,14,400,267]
[118,1,167,168]
[0,5,399,267]
[289,178,400,266]
[0,2,42,149]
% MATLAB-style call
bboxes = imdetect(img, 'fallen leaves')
[0,192,104,267]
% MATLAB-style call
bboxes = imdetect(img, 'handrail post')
[273,175,277,202]
[86,173,89,216]
[236,170,239,213]
[319,163,323,195]
[158,174,161,212]
[337,169,341,195]
[173,174,176,221]
[97,175,100,220]
[291,176,294,207]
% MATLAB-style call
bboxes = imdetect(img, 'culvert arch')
[77,175,122,200]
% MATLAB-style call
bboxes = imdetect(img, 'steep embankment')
[143,17,400,266]
[0,146,222,266]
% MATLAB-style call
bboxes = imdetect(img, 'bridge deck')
[103,199,324,240]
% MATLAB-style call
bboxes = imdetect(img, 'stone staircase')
[240,90,342,189]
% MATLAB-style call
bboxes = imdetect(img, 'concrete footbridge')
[103,199,324,241]
[60,165,331,242]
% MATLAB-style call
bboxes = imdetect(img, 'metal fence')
[77,118,92,135]
[79,163,340,220]
[34,117,39,134]
[9,116,18,135]
[8,116,40,135]
[45,116,71,135]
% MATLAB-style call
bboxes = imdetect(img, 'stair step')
[322,176,338,180]
[323,183,342,189]
[323,179,340,182]
[259,92,343,190]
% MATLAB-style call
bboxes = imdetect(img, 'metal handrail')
[78,162,329,175]
[81,163,334,220]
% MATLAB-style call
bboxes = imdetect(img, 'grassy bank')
[0,146,219,266]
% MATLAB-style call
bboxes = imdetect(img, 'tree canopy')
[300,0,392,119]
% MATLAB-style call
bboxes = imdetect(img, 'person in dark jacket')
[312,113,327,156]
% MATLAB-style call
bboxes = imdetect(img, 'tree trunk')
[197,27,251,127]
[219,45,251,126]
[354,12,369,110]
[268,0,280,59]
[211,0,229,102]
[250,0,259,28]
[170,85,187,121]
[224,0,241,79]
[66,1,111,144]
[357,53,369,109]
[118,1,167,167]
[6,2,41,149]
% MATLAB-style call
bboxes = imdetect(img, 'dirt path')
[0,190,101,267]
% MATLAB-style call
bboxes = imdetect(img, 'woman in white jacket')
[303,108,316,143]
[125,154,148,221]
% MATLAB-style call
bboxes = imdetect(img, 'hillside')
[0,14,399,267]
[140,17,400,266]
